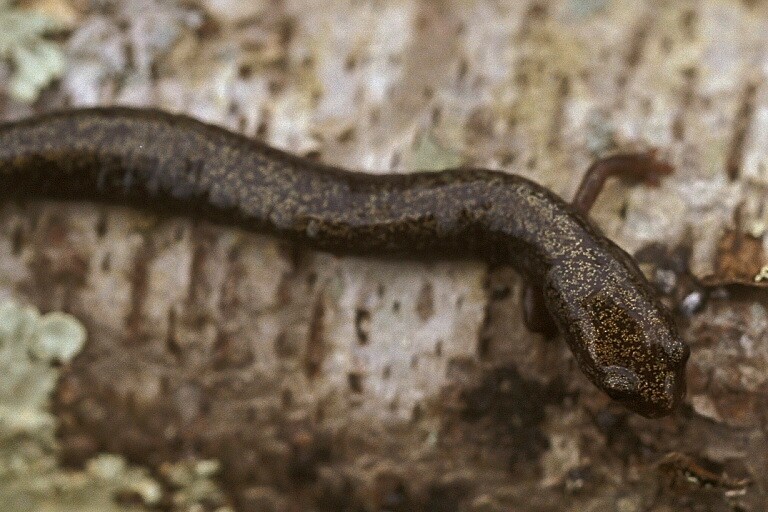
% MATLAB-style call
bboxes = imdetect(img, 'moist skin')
[0,107,690,418]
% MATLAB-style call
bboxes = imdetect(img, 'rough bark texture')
[1,0,767,510]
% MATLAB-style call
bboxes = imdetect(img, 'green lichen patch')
[0,2,66,102]
[31,312,86,364]
[409,133,463,172]
[0,299,230,510]
[0,301,63,441]
[160,459,229,510]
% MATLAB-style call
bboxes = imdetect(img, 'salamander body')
[0,108,689,417]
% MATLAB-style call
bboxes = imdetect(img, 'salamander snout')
[600,344,689,418]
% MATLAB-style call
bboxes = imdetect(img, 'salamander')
[0,107,689,418]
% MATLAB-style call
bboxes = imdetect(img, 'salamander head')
[548,267,690,418]
[585,286,688,417]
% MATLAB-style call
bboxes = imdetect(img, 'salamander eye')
[602,366,640,395]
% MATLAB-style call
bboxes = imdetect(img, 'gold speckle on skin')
[0,107,689,418]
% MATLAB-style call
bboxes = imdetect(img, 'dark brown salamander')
[0,107,689,418]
